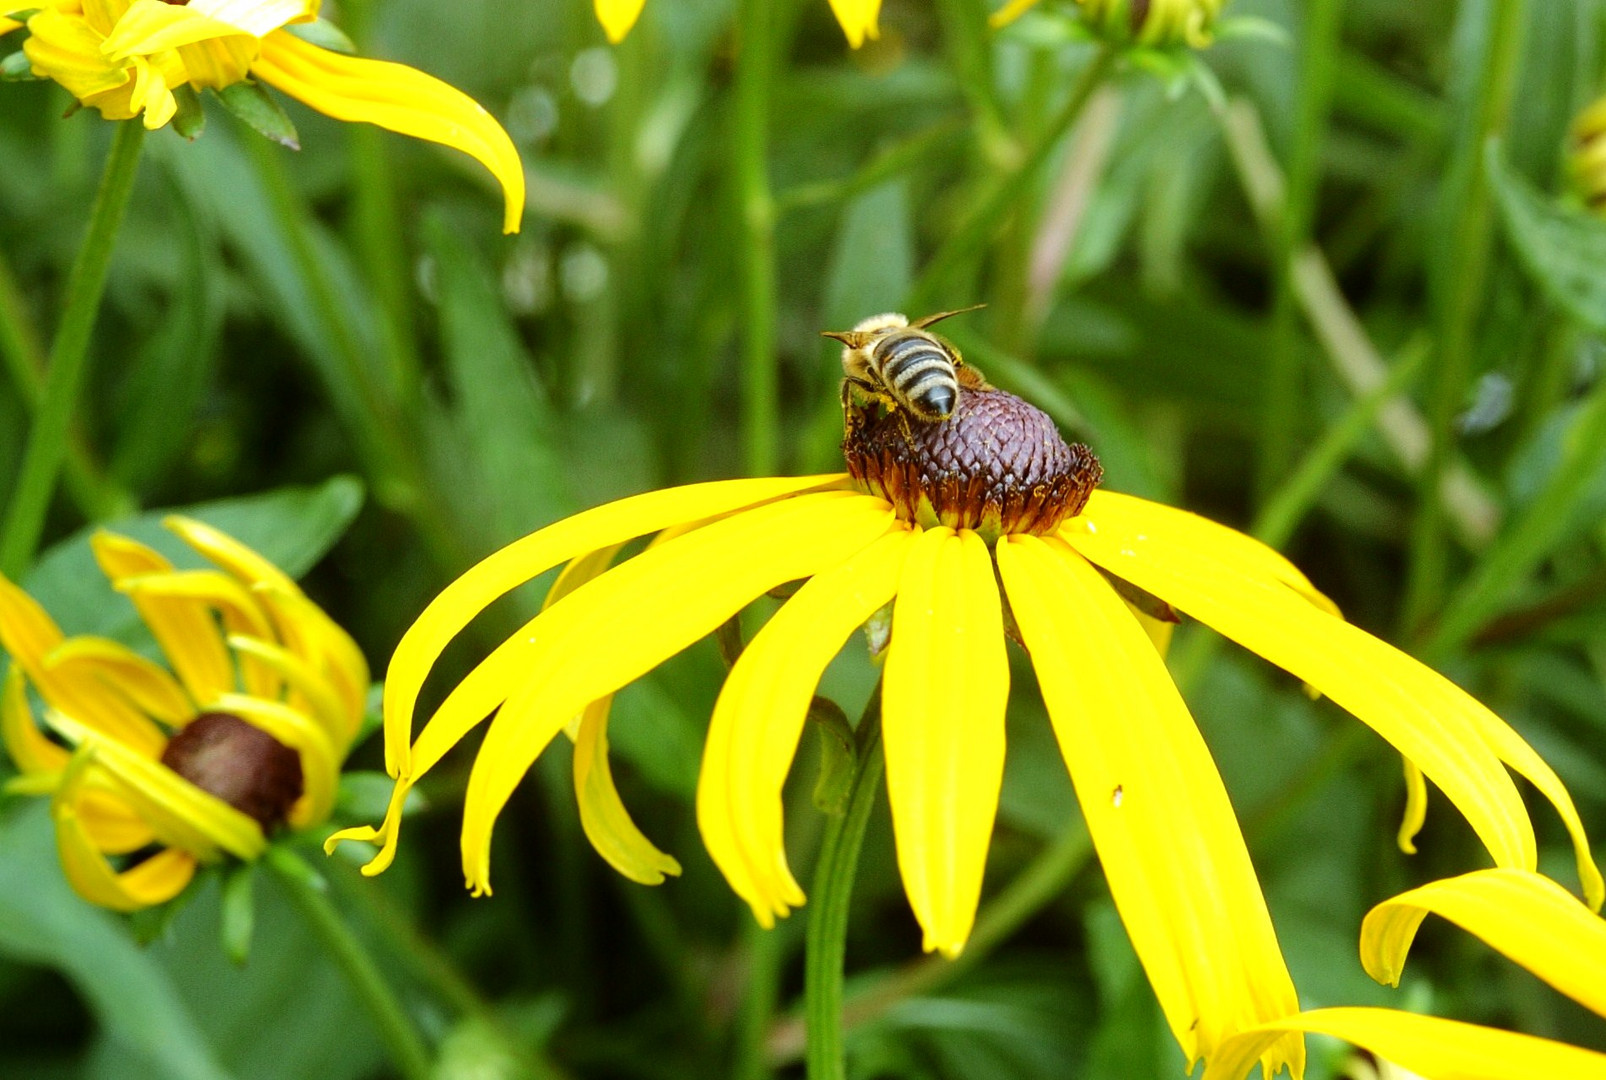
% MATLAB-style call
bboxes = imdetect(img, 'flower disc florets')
[843,387,1102,539]
[160,711,304,830]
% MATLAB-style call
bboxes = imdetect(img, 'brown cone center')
[843,387,1102,537]
[160,712,304,830]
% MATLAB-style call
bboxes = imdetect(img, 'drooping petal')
[54,799,197,912]
[168,515,299,594]
[699,525,913,924]
[882,527,1009,959]
[1398,758,1428,855]
[253,583,368,741]
[91,533,235,708]
[117,569,279,700]
[43,637,194,726]
[997,534,1302,1077]
[250,30,527,234]
[1201,1008,1606,1080]
[74,786,160,855]
[45,710,264,861]
[1,18,20,36]
[378,475,845,780]
[827,0,881,48]
[22,7,135,101]
[573,696,681,885]
[0,577,165,756]
[1,667,68,775]
[1064,511,1546,887]
[1360,869,1606,1015]
[225,634,348,747]
[214,692,338,828]
[456,492,896,893]
[594,0,647,43]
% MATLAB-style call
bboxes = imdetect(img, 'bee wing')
[909,303,986,330]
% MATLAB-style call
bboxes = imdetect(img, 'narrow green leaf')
[217,81,300,150]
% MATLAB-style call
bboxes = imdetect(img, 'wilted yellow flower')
[331,384,1599,1079]
[1204,869,1606,1079]
[0,518,367,911]
[1571,95,1606,215]
[595,0,882,49]
[2,0,524,232]
[992,0,1224,48]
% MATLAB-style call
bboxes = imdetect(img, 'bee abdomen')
[878,335,960,420]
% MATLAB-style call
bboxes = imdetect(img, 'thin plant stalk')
[265,847,433,1080]
[735,0,779,477]
[803,687,885,1080]
[0,121,144,578]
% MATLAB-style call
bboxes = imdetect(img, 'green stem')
[910,44,1115,310]
[0,121,144,578]
[1404,0,1529,633]
[266,848,432,1080]
[734,914,785,1080]
[804,688,885,1080]
[735,0,779,477]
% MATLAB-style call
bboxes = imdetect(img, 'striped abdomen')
[873,331,960,420]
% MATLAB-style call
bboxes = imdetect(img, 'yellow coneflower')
[594,0,883,49]
[0,517,367,911]
[1571,95,1606,216]
[1,0,523,232]
[1205,869,1606,1079]
[330,380,1600,1076]
[991,0,1224,49]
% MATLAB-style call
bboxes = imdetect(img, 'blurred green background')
[3,0,1606,1077]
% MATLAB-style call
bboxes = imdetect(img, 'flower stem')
[735,0,779,477]
[803,687,885,1080]
[265,847,432,1080]
[0,121,144,578]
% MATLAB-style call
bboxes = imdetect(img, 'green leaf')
[808,696,856,816]
[23,476,363,641]
[171,84,206,141]
[0,50,40,82]
[216,81,299,150]
[286,17,356,54]
[0,804,234,1080]
[335,771,427,822]
[1488,141,1606,332]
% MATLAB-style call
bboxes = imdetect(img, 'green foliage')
[2,0,1606,1077]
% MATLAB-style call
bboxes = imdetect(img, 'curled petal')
[1,667,68,776]
[253,583,368,740]
[1398,758,1428,855]
[377,475,843,781]
[168,515,299,595]
[1361,868,1606,1015]
[699,525,912,924]
[998,535,1301,1076]
[882,527,1009,958]
[251,31,527,234]
[44,637,194,726]
[225,635,348,748]
[574,697,681,885]
[118,570,279,700]
[458,491,896,894]
[1201,1007,1606,1080]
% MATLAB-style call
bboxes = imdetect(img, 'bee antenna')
[910,303,987,330]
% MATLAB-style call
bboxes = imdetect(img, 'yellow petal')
[379,475,845,781]
[989,0,1042,28]
[100,1,251,60]
[1078,490,1340,615]
[997,535,1302,1076]
[168,515,299,594]
[214,691,338,828]
[0,576,165,756]
[594,0,647,43]
[573,696,682,885]
[1,667,70,775]
[458,491,895,895]
[250,30,527,234]
[544,543,628,613]
[698,524,913,924]
[118,569,278,700]
[22,7,133,100]
[45,709,265,861]
[1064,512,1540,878]
[252,583,368,741]
[225,634,348,749]
[1360,868,1606,1015]
[44,637,194,726]
[1398,758,1427,855]
[1201,1007,1606,1080]
[92,532,235,707]
[73,785,159,855]
[1,18,20,36]
[52,747,198,912]
[186,0,313,36]
[827,0,881,48]
[882,527,1009,959]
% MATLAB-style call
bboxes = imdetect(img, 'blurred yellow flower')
[0,517,367,912]
[1571,95,1606,216]
[595,0,882,49]
[331,384,1600,1077]
[992,0,1224,48]
[1204,869,1606,1079]
[2,0,524,232]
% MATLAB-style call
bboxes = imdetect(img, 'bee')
[823,306,989,433]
